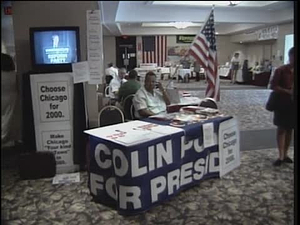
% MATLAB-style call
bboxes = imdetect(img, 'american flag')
[142,36,167,67]
[188,8,220,101]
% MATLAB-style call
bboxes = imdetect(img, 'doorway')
[116,36,137,71]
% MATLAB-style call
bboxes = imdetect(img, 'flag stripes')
[142,36,167,67]
[188,9,220,101]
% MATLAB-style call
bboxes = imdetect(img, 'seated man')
[118,69,141,102]
[133,71,171,118]
[109,68,127,101]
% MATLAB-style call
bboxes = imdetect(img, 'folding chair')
[122,94,135,121]
[98,105,125,127]
[198,97,218,109]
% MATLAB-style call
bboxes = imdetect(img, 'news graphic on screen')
[284,34,294,64]
[33,30,78,64]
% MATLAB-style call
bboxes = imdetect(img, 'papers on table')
[52,172,80,185]
[202,122,215,148]
[180,96,202,105]
[84,121,184,146]
[149,112,179,120]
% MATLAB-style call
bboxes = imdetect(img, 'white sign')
[52,172,80,185]
[84,120,184,146]
[30,73,77,174]
[257,26,278,41]
[218,117,240,177]
[87,10,104,84]
[72,61,90,84]
[203,122,215,148]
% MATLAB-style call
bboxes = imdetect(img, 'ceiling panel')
[151,1,281,8]
[99,1,293,36]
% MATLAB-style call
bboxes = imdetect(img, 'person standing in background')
[109,68,127,101]
[230,52,240,84]
[193,60,201,82]
[270,47,294,166]
[242,60,251,84]
[105,62,118,84]
[1,53,18,147]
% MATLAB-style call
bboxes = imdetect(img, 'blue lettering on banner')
[88,130,220,215]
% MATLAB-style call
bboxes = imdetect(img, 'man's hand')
[157,82,164,92]
[157,82,171,105]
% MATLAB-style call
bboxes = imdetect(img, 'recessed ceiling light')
[240,41,243,43]
[215,32,219,35]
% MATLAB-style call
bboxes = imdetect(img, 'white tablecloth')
[218,67,230,77]
[236,69,243,82]
[160,67,170,74]
[177,69,191,79]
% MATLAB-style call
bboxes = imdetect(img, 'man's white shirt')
[133,86,167,118]
[230,57,240,69]
[105,66,118,79]
[109,77,127,99]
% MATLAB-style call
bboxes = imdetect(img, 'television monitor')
[30,26,80,72]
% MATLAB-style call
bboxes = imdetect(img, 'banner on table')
[87,120,223,215]
[218,117,240,177]
[30,73,76,174]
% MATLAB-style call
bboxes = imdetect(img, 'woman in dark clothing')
[270,47,294,166]
[242,60,250,84]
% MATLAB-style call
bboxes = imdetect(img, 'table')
[85,115,240,215]
[177,69,191,82]
[218,67,230,77]
[252,71,271,87]
[236,69,243,83]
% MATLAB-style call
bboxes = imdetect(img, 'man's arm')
[138,109,155,117]
[157,82,171,105]
[133,91,155,118]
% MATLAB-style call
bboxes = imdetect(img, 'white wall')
[101,23,293,70]
[103,36,116,67]
[166,35,247,65]
[12,1,100,137]
[231,23,294,67]
[271,23,294,67]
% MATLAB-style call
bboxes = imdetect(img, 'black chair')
[98,105,125,127]
[199,97,218,109]
[122,94,135,121]
[130,104,136,120]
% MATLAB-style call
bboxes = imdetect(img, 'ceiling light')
[170,22,194,29]
[229,1,241,6]
[215,32,219,35]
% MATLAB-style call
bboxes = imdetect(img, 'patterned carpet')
[1,81,295,225]
[1,148,294,225]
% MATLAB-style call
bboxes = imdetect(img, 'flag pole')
[166,5,215,89]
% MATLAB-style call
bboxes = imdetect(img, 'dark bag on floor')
[19,152,56,180]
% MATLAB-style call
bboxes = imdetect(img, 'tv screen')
[30,27,80,72]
